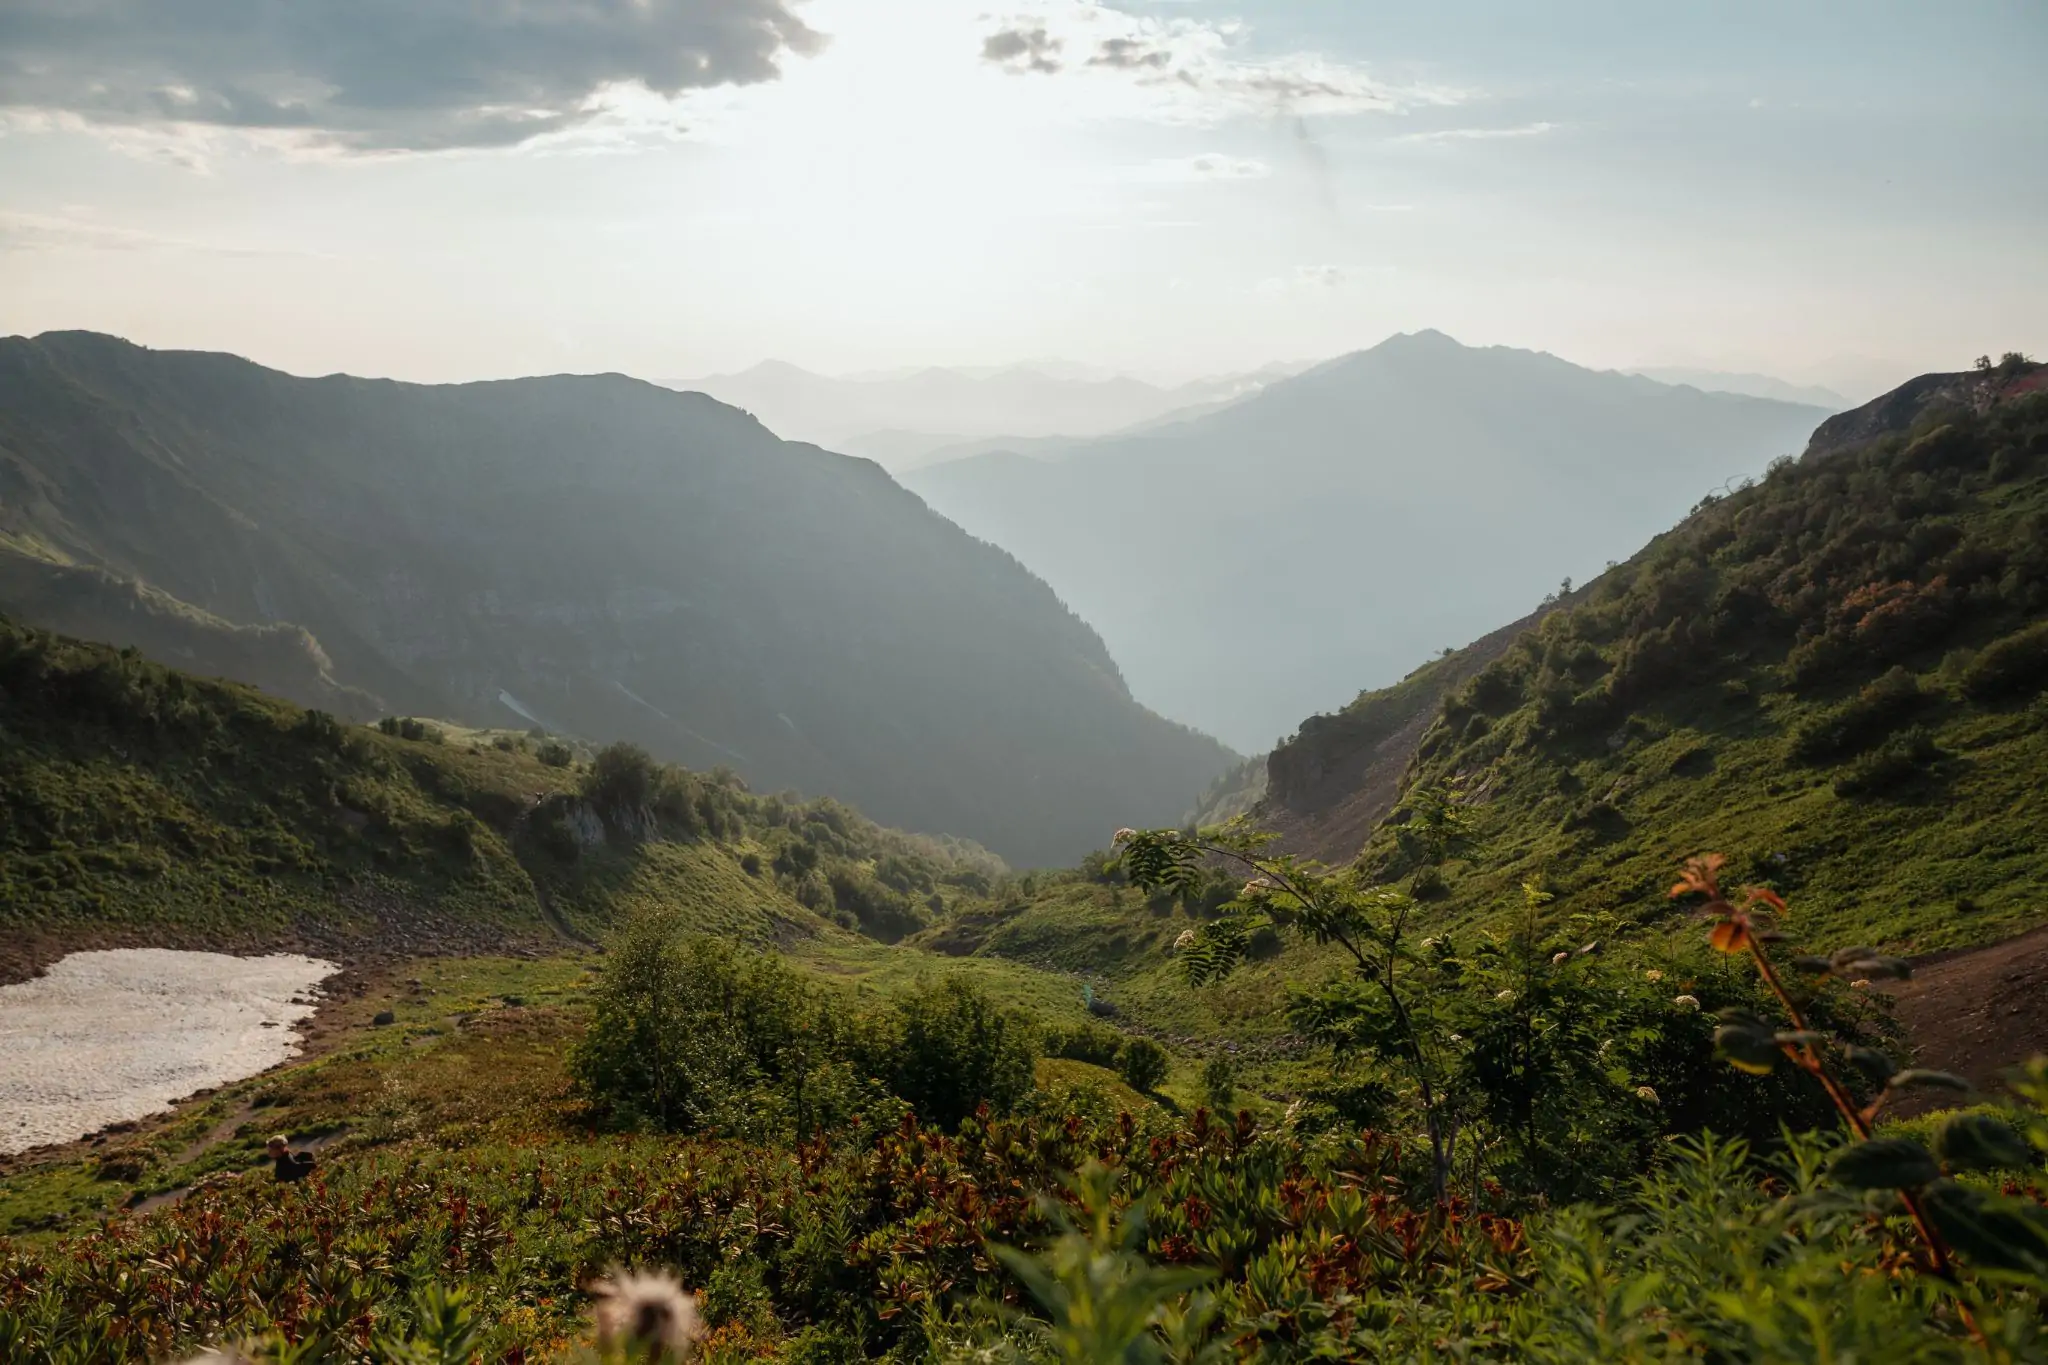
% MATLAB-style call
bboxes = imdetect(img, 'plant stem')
[1743,936,1983,1344]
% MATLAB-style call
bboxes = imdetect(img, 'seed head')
[1644,970,1664,983]
[1550,951,1570,965]
[1672,994,1700,1011]
[1172,929,1198,952]
[1635,1086,1660,1103]
[1494,989,1515,1003]
[1240,877,1274,899]
[590,1269,703,1361]
[1112,828,1138,844]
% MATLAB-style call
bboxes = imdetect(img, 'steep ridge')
[936,361,2048,1035]
[1276,358,2048,954]
[906,330,1830,751]
[0,331,1234,866]
[0,612,1003,984]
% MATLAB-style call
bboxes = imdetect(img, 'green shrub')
[866,977,1038,1130]
[1116,1037,1169,1093]
[1961,620,2048,701]
[1787,666,1926,763]
[1833,728,1944,797]
[1200,1056,1236,1111]
[1043,1022,1124,1069]
[584,741,659,827]
[536,739,574,767]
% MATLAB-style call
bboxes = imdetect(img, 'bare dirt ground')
[1882,923,2048,1092]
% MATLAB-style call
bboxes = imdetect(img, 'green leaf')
[1713,1024,1781,1075]
[1887,1069,1971,1094]
[1933,1113,2036,1172]
[1922,1180,2048,1277]
[1828,1137,1940,1190]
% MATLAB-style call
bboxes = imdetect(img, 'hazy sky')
[3,1,2043,395]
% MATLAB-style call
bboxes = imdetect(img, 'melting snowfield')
[0,949,339,1156]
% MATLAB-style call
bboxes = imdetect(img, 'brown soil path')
[1881,923,2048,1091]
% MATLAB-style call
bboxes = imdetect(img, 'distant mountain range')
[676,359,1309,470]
[905,331,1834,751]
[0,331,1235,866]
[1625,367,1849,409]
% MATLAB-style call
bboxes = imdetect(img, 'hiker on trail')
[267,1134,316,1183]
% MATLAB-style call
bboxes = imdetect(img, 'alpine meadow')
[2,3,2046,1363]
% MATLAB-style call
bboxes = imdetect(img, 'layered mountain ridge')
[0,331,1234,866]
[907,330,1832,751]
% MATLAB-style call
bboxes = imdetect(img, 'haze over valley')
[3,2,2046,1359]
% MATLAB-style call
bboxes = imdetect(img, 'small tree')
[1117,1038,1170,1094]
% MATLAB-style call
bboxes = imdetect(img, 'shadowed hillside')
[0,331,1234,866]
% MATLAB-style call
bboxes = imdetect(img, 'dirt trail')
[1881,923,2048,1091]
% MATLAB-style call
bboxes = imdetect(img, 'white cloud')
[979,1,1465,124]
[1395,121,1555,144]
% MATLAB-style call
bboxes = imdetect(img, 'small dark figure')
[266,1134,316,1183]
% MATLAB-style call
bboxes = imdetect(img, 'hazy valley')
[3,4,2045,1357]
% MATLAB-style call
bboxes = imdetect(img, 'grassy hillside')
[0,612,1007,982]
[1341,373,2048,955]
[0,548,380,718]
[0,330,1234,866]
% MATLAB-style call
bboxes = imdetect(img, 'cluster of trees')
[571,922,1041,1139]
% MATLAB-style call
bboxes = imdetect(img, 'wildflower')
[1644,969,1664,983]
[1672,994,1701,1011]
[1550,951,1570,965]
[1850,979,1872,990]
[1172,929,1198,952]
[590,1269,703,1361]
[1599,1039,1614,1054]
[1240,877,1274,899]
[1112,828,1137,844]
[1635,1086,1660,1104]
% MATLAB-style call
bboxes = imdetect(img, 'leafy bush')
[864,977,1038,1130]
[1116,1038,1170,1093]
[1200,1056,1236,1111]
[1788,666,1927,763]
[1832,727,1944,797]
[536,739,574,767]
[584,742,660,823]
[1962,620,2048,701]
[1043,1022,1124,1069]
[571,924,871,1140]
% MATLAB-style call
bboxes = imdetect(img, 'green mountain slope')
[0,613,1006,984]
[1302,361,2048,955]
[926,362,2048,1033]
[0,330,1234,866]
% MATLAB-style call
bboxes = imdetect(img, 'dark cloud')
[1088,38,1170,71]
[981,26,1063,75]
[0,0,823,152]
